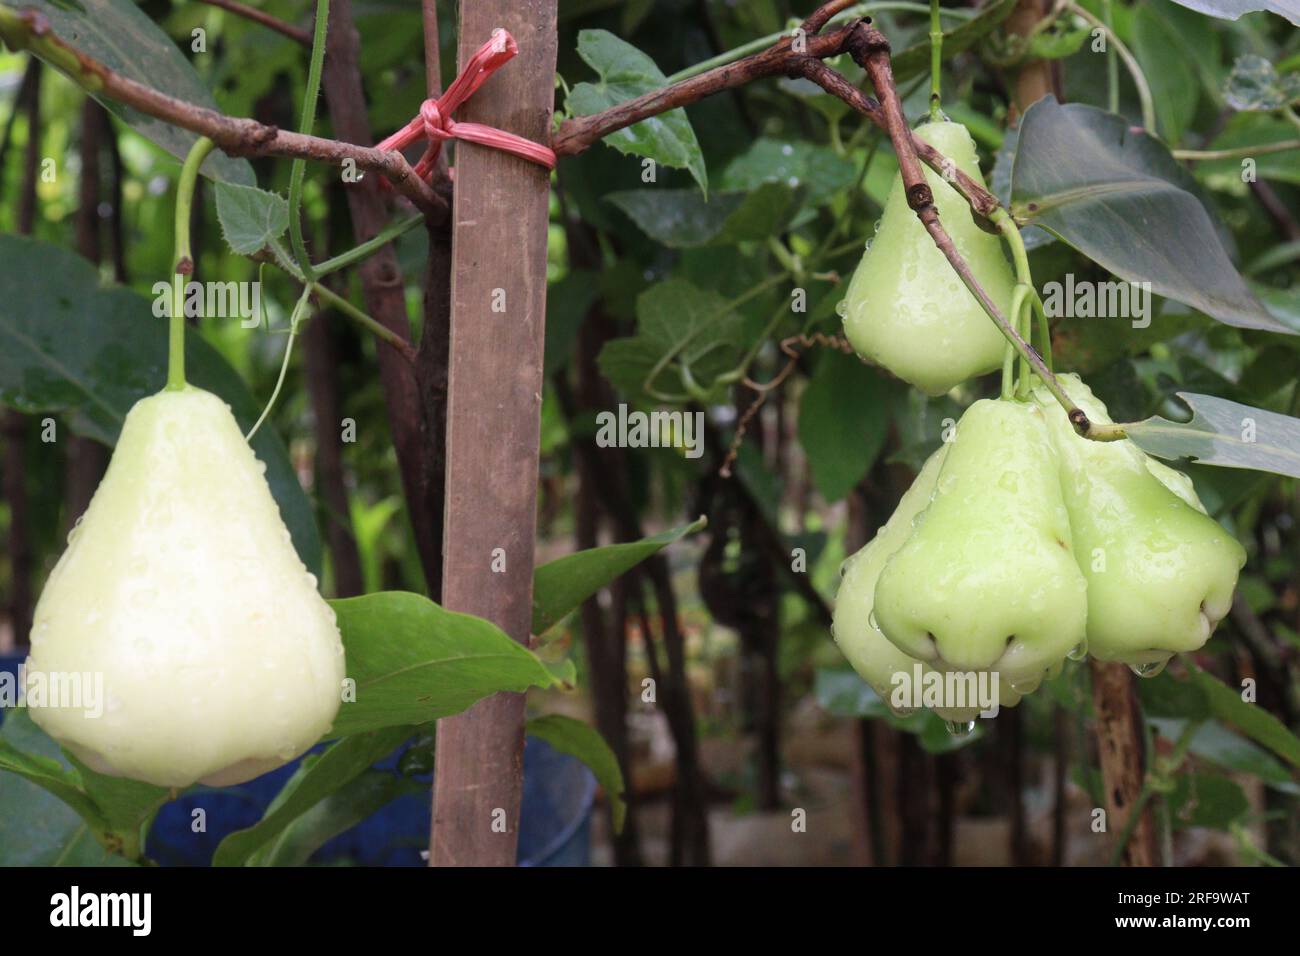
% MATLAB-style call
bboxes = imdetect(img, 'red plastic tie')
[375,29,556,187]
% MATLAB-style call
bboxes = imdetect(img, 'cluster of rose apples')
[831,121,1245,724]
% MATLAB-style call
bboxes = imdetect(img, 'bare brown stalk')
[197,0,313,46]
[0,7,444,216]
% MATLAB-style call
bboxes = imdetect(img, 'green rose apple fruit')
[25,386,345,787]
[1033,374,1246,667]
[873,399,1088,691]
[841,120,1016,396]
[833,445,1022,721]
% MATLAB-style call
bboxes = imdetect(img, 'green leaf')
[66,753,169,842]
[0,723,103,830]
[1133,2,1202,142]
[1168,773,1250,830]
[1123,392,1300,479]
[329,592,562,735]
[213,726,413,866]
[0,235,322,575]
[597,279,747,401]
[527,714,626,834]
[1010,98,1291,334]
[1138,670,1211,719]
[798,350,889,502]
[566,30,707,194]
[0,709,127,865]
[812,669,984,752]
[1163,0,1296,27]
[544,271,600,378]
[214,182,290,255]
[0,0,254,184]
[532,517,705,635]
[253,770,424,866]
[1189,664,1300,769]
[720,138,856,206]
[606,182,802,248]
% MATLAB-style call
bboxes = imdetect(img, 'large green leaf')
[720,139,856,207]
[1189,664,1300,770]
[1010,98,1291,334]
[1132,1,1204,143]
[1167,0,1297,27]
[0,235,322,575]
[328,592,562,735]
[253,770,425,866]
[566,30,707,194]
[527,714,625,833]
[0,0,254,184]
[798,350,889,503]
[213,726,413,866]
[606,183,802,248]
[532,518,705,635]
[0,709,129,865]
[1123,392,1300,479]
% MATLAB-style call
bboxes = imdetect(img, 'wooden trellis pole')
[429,0,559,867]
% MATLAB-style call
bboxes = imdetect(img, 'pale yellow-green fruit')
[1033,374,1246,667]
[841,120,1016,396]
[833,446,1021,721]
[873,399,1088,691]
[26,387,345,788]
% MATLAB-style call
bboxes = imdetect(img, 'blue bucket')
[0,654,595,866]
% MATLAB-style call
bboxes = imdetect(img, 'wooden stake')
[429,0,558,867]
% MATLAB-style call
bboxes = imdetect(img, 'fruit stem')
[928,0,943,121]
[1001,284,1029,400]
[169,136,217,391]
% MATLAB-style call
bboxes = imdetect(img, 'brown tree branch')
[0,6,444,216]
[196,0,313,46]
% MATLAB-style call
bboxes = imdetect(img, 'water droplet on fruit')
[945,719,976,737]
[835,299,849,318]
[1130,657,1170,678]
[1067,639,1089,662]
[867,611,879,630]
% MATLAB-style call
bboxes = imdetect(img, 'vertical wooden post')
[429,0,558,867]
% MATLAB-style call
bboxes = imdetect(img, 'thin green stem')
[309,281,410,353]
[992,209,1044,399]
[1103,0,1119,114]
[246,286,312,441]
[1002,284,1030,400]
[287,0,331,282]
[1283,106,1300,135]
[169,136,217,391]
[313,214,424,277]
[1174,139,1300,161]
[663,3,973,84]
[928,0,943,121]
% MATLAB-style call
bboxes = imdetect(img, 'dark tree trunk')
[302,311,364,597]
